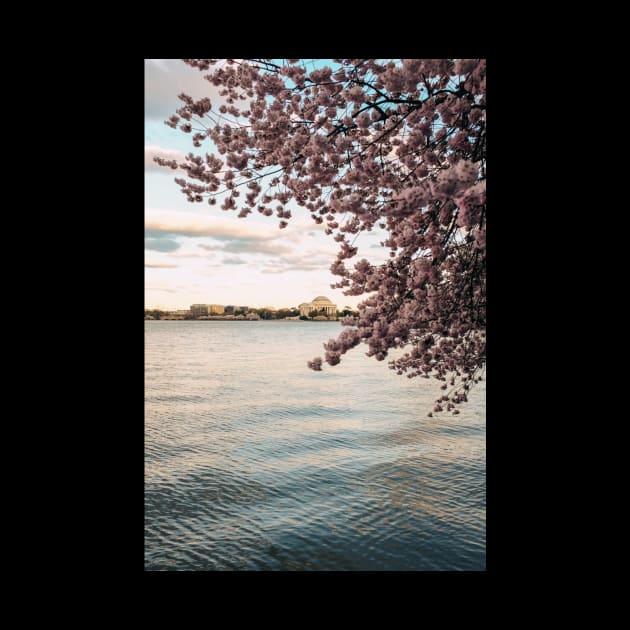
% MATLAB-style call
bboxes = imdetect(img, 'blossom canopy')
[156,58,486,414]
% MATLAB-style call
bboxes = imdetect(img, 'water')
[145,320,485,571]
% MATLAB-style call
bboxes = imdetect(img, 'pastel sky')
[145,59,387,310]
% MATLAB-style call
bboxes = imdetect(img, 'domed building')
[299,295,337,319]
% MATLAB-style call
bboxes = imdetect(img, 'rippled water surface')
[145,321,485,571]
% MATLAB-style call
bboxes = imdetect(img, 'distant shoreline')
[144,317,341,324]
[144,318,339,322]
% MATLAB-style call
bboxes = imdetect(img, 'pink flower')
[166,58,486,416]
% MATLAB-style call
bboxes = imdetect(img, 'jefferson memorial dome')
[299,295,337,318]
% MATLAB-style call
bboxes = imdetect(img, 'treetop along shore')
[155,59,485,414]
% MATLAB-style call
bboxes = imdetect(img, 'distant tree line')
[254,307,299,320]
[145,307,359,320]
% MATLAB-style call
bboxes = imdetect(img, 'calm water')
[145,320,485,571]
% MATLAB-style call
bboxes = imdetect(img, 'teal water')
[145,320,485,571]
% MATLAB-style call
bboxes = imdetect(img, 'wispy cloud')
[145,261,179,268]
[222,257,247,265]
[145,145,186,173]
[259,248,334,274]
[145,59,221,121]
[261,262,329,274]
[225,241,294,255]
[198,241,294,255]
[169,251,212,259]
[145,236,180,252]
[146,285,179,293]
[145,212,280,242]
[147,58,172,73]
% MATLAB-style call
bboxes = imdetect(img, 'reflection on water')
[145,321,485,571]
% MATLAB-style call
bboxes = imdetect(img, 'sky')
[145,59,386,311]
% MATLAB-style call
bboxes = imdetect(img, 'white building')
[299,295,337,319]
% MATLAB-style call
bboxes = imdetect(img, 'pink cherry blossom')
[158,59,486,414]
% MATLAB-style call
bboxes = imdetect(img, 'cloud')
[145,145,186,173]
[145,207,343,275]
[145,59,220,121]
[145,236,180,252]
[146,286,179,293]
[259,248,334,274]
[222,257,247,265]
[198,241,294,255]
[261,263,328,274]
[145,262,179,268]
[145,59,241,123]
[145,212,280,242]
[224,241,294,255]
[169,251,211,259]
[148,59,171,73]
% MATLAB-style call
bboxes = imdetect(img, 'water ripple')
[145,321,485,571]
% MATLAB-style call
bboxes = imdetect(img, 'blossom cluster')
[159,59,486,414]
